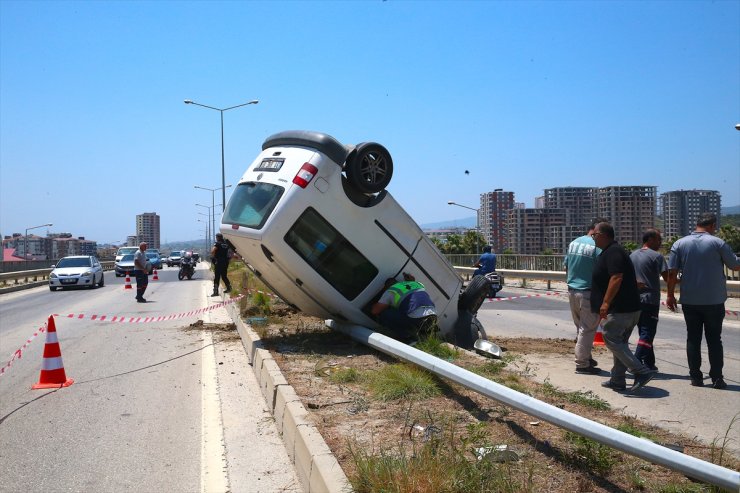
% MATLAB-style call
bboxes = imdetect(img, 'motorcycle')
[178,253,195,280]
[484,270,503,298]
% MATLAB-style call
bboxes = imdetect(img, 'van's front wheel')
[346,142,393,194]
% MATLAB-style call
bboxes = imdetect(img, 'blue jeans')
[634,303,659,369]
[682,304,725,381]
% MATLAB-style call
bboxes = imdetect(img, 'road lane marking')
[201,329,229,493]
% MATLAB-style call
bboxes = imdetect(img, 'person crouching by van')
[211,233,233,296]
[371,273,438,345]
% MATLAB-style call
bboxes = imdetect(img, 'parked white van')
[115,246,139,262]
[221,131,489,347]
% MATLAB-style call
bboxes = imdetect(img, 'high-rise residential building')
[479,189,515,253]
[505,208,567,254]
[597,186,657,244]
[136,212,160,249]
[661,190,721,239]
[544,187,598,230]
[534,196,545,209]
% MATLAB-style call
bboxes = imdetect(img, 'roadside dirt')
[236,300,738,492]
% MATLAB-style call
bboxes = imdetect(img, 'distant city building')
[136,212,160,249]
[126,235,138,246]
[544,187,598,232]
[480,189,515,253]
[661,190,721,239]
[514,202,526,209]
[423,227,471,244]
[506,208,567,254]
[2,233,96,259]
[534,196,545,209]
[597,186,657,244]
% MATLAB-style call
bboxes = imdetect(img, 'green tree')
[622,241,639,252]
[718,225,740,252]
[461,230,486,254]
[722,214,740,228]
[443,234,464,254]
[429,236,444,251]
[661,236,680,255]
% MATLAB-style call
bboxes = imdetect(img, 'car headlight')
[50,273,58,279]
[82,270,93,276]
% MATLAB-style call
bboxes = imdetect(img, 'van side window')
[223,182,285,230]
[285,208,378,301]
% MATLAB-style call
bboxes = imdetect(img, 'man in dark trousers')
[133,241,149,303]
[630,229,668,371]
[211,233,232,296]
[667,212,740,389]
[590,222,656,392]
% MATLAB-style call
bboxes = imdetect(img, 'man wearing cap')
[371,273,437,344]
[211,233,233,296]
[133,242,149,303]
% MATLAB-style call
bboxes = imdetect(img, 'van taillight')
[293,163,318,188]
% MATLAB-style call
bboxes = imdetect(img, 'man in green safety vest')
[371,273,438,344]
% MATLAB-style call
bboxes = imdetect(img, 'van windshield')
[223,182,284,230]
[285,208,378,300]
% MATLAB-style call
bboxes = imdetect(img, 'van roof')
[262,130,350,165]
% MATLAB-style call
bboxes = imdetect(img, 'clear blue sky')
[1,1,738,244]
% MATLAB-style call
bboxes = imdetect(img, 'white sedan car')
[49,255,105,291]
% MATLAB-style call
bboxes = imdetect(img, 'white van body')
[221,131,484,345]
[115,247,139,262]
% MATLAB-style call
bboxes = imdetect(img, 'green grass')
[564,431,616,475]
[615,422,656,440]
[414,334,459,361]
[541,379,610,411]
[366,364,441,401]
[328,367,360,384]
[348,422,535,493]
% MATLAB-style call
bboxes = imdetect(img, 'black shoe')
[629,372,655,392]
[211,292,219,297]
[589,358,598,368]
[136,298,146,303]
[224,286,231,293]
[601,380,626,391]
[576,366,600,374]
[648,365,659,372]
[690,378,704,387]
[712,378,727,390]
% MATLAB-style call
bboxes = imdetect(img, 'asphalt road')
[0,264,299,493]
[475,285,740,456]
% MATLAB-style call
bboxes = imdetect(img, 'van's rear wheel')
[458,275,490,314]
[346,142,393,194]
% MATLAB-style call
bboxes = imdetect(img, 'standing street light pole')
[24,223,53,265]
[197,212,210,244]
[185,99,259,211]
[447,201,481,255]
[195,184,231,240]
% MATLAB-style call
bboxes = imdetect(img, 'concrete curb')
[223,295,352,493]
[0,280,47,294]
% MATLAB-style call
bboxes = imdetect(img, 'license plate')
[61,279,76,284]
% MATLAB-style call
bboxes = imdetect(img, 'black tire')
[49,286,57,291]
[471,316,488,341]
[345,142,393,194]
[98,274,105,287]
[178,271,184,280]
[458,275,491,314]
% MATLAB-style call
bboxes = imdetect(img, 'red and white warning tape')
[0,295,245,378]
[0,323,47,377]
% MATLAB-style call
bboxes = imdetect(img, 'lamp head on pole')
[184,100,193,104]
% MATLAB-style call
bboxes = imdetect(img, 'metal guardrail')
[0,262,116,286]
[454,266,740,297]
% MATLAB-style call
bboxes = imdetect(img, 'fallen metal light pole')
[327,320,740,491]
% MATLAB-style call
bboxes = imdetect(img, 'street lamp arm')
[447,201,478,213]
[183,100,221,112]
[222,100,259,111]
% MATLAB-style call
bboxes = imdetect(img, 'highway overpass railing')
[0,261,116,287]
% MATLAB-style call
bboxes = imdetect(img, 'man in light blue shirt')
[667,213,740,389]
[564,218,607,374]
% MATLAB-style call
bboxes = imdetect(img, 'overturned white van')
[220,131,489,347]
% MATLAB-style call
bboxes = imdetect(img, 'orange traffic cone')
[152,269,159,281]
[593,325,606,346]
[124,271,132,290]
[32,316,74,389]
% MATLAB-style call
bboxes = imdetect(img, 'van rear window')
[285,208,378,301]
[223,182,284,230]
